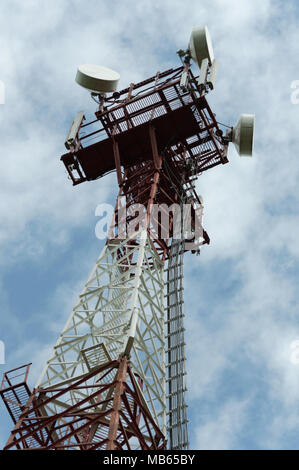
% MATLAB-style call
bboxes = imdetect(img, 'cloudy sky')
[0,0,299,450]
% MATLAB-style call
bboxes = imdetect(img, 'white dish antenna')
[232,114,255,157]
[75,65,120,94]
[189,26,214,66]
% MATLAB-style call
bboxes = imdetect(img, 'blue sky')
[1,0,299,449]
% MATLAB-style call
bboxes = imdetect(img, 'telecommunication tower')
[1,26,254,450]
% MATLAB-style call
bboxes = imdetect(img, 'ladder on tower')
[165,238,189,450]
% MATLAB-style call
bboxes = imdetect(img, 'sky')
[0,0,299,450]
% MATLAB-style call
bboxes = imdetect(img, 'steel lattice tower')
[1,33,253,449]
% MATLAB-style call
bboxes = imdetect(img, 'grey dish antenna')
[75,65,120,94]
[186,26,217,93]
[189,26,214,65]
[232,114,255,157]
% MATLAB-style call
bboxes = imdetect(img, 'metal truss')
[33,229,166,448]
[1,63,230,450]
[61,65,228,186]
[2,358,166,450]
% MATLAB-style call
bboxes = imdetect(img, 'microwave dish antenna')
[232,114,255,157]
[189,26,214,66]
[75,64,120,94]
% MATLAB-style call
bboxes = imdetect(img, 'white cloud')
[194,398,250,450]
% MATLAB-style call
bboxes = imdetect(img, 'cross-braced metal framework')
[61,65,228,189]
[1,359,166,450]
[37,230,166,438]
[1,63,229,450]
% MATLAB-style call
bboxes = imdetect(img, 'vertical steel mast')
[1,27,254,450]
